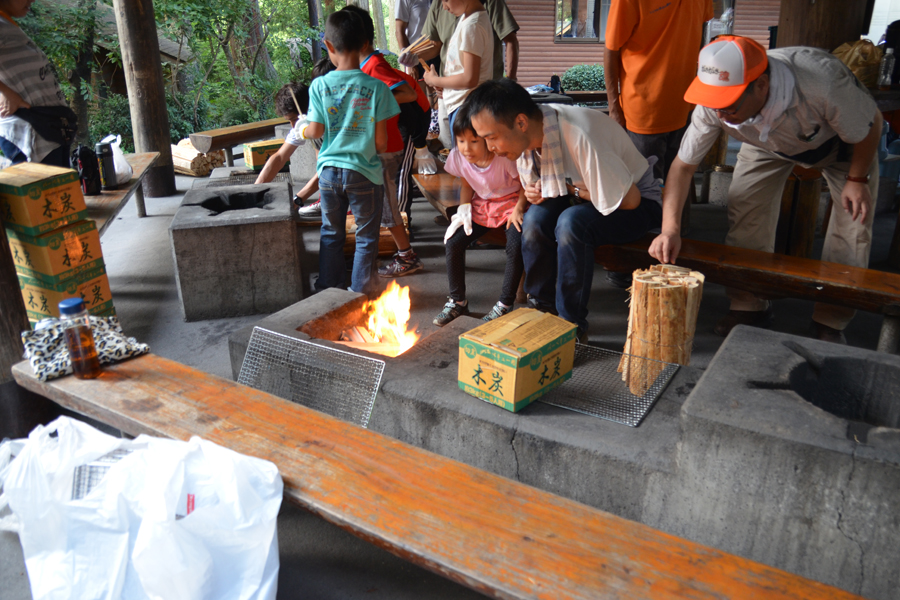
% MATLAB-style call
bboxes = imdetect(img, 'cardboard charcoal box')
[244,139,286,171]
[6,219,103,286]
[0,163,88,236]
[458,308,577,412]
[19,264,114,326]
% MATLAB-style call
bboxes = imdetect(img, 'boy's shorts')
[379,151,404,228]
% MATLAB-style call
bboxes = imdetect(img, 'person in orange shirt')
[603,0,713,288]
[604,0,713,180]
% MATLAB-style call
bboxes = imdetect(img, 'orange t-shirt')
[605,0,714,135]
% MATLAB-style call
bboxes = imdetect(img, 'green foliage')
[88,92,210,152]
[383,53,400,70]
[561,64,605,91]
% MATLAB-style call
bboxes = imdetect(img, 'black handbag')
[70,145,102,196]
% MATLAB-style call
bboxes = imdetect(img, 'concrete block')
[170,182,302,321]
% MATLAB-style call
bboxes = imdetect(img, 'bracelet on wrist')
[845,174,870,183]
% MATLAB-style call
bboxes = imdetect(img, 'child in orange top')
[434,105,527,326]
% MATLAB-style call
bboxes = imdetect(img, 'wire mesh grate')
[238,327,384,428]
[207,171,292,187]
[538,343,678,427]
[71,448,132,500]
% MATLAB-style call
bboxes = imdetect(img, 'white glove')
[444,203,473,243]
[291,116,310,145]
[398,50,420,69]
[415,146,437,175]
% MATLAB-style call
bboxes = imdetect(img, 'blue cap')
[58,298,86,316]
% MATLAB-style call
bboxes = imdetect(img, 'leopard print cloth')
[21,316,150,381]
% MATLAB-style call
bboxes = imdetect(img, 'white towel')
[516,105,569,198]
[723,57,795,143]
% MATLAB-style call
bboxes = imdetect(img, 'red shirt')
[360,52,407,153]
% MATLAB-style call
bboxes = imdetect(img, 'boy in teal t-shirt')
[300,8,400,295]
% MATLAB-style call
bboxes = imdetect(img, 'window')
[555,0,611,42]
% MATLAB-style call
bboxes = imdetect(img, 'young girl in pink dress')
[434,106,528,326]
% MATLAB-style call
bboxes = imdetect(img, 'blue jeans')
[521,196,662,330]
[316,167,383,295]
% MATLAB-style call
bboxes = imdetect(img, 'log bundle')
[619,265,705,396]
[170,139,226,176]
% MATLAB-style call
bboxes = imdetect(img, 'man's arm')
[0,79,29,117]
[841,108,882,222]
[648,157,698,264]
[503,32,519,80]
[604,49,625,129]
[395,20,410,49]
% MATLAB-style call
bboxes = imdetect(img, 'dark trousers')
[626,124,688,182]
[521,196,662,330]
[445,222,523,307]
[0,137,70,168]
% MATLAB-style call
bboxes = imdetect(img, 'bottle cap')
[888,48,895,55]
[58,298,86,316]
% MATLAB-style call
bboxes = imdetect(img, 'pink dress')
[444,149,521,228]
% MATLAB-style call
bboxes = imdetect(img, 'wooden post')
[111,0,176,198]
[309,0,322,62]
[371,0,388,51]
[0,226,29,384]
[777,0,876,50]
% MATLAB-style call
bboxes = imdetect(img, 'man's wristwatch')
[845,174,870,183]
[572,186,581,199]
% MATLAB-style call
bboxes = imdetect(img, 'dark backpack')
[70,145,101,196]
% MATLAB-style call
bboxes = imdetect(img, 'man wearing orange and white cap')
[649,35,882,344]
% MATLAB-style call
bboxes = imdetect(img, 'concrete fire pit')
[170,182,302,321]
[229,291,900,599]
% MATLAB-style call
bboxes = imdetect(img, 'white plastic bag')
[102,134,134,185]
[0,417,283,600]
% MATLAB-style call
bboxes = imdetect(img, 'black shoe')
[812,322,847,345]
[606,271,631,289]
[713,305,775,337]
[526,295,558,316]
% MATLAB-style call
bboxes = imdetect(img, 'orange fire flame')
[362,281,420,357]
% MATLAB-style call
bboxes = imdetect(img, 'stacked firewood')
[170,139,226,176]
[619,264,705,396]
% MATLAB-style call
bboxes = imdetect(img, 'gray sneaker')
[433,298,469,327]
[378,251,424,277]
[482,302,512,322]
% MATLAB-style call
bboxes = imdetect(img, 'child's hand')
[444,204,473,243]
[506,206,525,232]
[423,65,439,87]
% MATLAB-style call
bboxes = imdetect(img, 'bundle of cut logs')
[619,264,705,396]
[170,139,226,176]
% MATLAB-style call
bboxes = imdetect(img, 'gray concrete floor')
[2,155,899,598]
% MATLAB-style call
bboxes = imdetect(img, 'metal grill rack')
[207,171,292,187]
[238,328,384,428]
[71,448,133,500]
[538,343,678,427]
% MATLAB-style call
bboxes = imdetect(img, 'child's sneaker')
[378,250,424,277]
[482,302,512,322]
[298,200,322,221]
[433,298,469,327]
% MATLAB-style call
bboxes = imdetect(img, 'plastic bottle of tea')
[58,298,102,379]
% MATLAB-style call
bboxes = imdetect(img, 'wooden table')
[86,152,159,236]
[412,171,461,220]
[10,355,863,600]
[189,118,289,167]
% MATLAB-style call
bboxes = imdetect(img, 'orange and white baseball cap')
[684,35,769,109]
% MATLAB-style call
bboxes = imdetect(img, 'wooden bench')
[189,118,289,167]
[10,355,860,600]
[413,172,900,353]
[86,152,159,236]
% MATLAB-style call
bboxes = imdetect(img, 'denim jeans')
[316,167,383,295]
[521,196,662,330]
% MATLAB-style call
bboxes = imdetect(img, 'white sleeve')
[677,107,724,165]
[395,0,409,22]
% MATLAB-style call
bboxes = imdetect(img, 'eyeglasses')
[715,80,755,117]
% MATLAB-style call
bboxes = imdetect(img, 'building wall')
[510,0,782,87]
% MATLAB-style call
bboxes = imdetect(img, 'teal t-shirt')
[307,69,400,185]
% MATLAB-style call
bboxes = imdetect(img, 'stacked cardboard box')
[1,163,115,326]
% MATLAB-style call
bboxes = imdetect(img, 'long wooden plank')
[85,152,159,235]
[413,172,460,220]
[596,236,900,315]
[11,355,861,600]
[189,118,288,154]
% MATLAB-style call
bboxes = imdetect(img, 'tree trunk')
[370,0,388,51]
[111,0,176,197]
[246,0,278,80]
[309,0,321,62]
[69,0,96,145]
[323,0,336,17]
[0,224,29,384]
